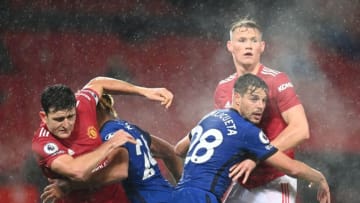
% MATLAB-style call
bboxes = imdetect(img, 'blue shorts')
[171,187,220,203]
[129,189,172,203]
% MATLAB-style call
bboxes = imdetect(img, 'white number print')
[185,126,223,164]
[135,135,157,180]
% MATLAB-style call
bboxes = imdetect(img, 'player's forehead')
[47,107,76,118]
[233,27,261,36]
[245,87,267,98]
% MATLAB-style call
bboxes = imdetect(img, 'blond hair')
[229,17,263,40]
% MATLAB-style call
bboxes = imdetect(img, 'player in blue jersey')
[172,74,331,203]
[96,94,183,203]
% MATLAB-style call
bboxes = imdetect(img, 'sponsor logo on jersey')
[278,82,293,92]
[87,126,98,139]
[125,122,133,130]
[104,133,115,141]
[259,131,269,144]
[44,143,59,155]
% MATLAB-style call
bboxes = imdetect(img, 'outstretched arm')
[174,133,191,158]
[265,151,331,203]
[84,77,173,109]
[150,135,183,183]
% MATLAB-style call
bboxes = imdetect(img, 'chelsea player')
[97,94,183,203]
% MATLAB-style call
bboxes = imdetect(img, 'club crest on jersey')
[259,131,269,144]
[44,143,59,155]
[87,126,98,139]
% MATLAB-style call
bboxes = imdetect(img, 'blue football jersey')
[100,119,174,203]
[176,109,278,201]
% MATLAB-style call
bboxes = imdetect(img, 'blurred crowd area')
[0,0,359,202]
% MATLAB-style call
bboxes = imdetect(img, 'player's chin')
[56,131,72,139]
[250,115,262,124]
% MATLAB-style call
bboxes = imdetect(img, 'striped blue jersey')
[176,108,278,200]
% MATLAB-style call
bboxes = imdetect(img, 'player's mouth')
[244,52,253,56]
[252,112,263,121]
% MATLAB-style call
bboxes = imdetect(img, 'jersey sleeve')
[272,73,301,112]
[76,88,100,112]
[243,127,278,161]
[32,130,69,168]
[214,82,232,109]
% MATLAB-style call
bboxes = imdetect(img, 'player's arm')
[83,76,173,108]
[41,148,129,203]
[88,147,129,184]
[265,151,331,203]
[271,104,310,151]
[50,130,135,182]
[150,135,183,182]
[174,133,191,158]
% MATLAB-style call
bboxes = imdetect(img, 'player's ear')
[232,92,241,106]
[227,40,233,52]
[39,111,47,123]
[260,41,265,53]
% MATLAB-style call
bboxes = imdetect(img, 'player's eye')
[53,117,66,122]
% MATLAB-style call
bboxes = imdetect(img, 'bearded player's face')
[41,108,76,139]
[236,87,267,124]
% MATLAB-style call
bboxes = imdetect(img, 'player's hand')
[229,159,256,184]
[316,179,331,203]
[41,179,69,203]
[109,129,137,147]
[141,87,174,109]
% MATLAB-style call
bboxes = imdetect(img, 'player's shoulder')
[258,66,291,84]
[76,88,99,103]
[33,124,52,140]
[218,73,237,85]
[259,66,284,78]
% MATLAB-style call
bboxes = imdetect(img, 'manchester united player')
[214,18,310,203]
[32,77,174,203]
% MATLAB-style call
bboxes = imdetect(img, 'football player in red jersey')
[214,18,310,203]
[32,77,174,203]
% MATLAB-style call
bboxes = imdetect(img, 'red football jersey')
[214,65,301,189]
[32,88,129,203]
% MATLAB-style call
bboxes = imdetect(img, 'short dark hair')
[41,84,76,114]
[234,73,268,95]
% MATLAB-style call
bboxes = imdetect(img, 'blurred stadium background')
[0,0,359,202]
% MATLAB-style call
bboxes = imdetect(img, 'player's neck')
[236,63,261,76]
